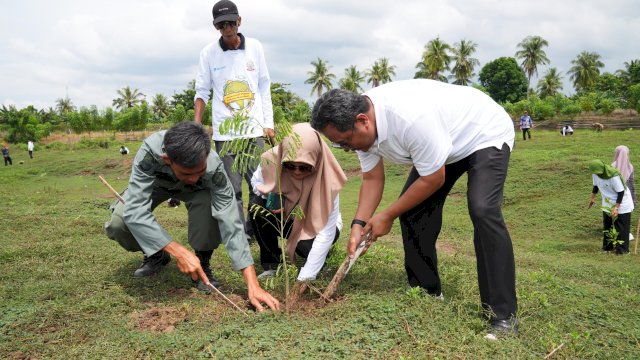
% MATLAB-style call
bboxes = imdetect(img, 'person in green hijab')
[587,160,634,254]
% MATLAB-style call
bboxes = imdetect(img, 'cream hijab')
[612,145,634,182]
[257,123,347,261]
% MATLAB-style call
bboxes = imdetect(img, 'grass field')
[1,129,639,359]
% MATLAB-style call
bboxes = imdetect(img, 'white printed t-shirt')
[194,34,274,141]
[592,175,635,214]
[358,79,515,176]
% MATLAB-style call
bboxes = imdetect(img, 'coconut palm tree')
[414,37,451,82]
[366,58,396,88]
[339,65,366,93]
[151,93,170,120]
[112,86,145,110]
[450,39,480,85]
[515,36,550,90]
[616,59,640,85]
[537,68,563,98]
[55,97,75,115]
[305,57,335,97]
[568,51,605,93]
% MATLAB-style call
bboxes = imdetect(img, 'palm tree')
[616,59,640,85]
[450,39,480,85]
[55,97,75,114]
[339,65,366,93]
[568,51,605,93]
[366,58,396,88]
[414,37,451,82]
[515,36,550,90]
[305,58,335,97]
[112,86,145,110]
[151,93,170,120]
[537,68,563,98]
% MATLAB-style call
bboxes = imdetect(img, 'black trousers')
[250,198,340,270]
[399,143,517,320]
[602,211,630,253]
[521,128,531,140]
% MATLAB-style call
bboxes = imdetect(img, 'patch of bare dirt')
[436,241,458,255]
[8,352,39,360]
[344,168,362,178]
[130,305,188,333]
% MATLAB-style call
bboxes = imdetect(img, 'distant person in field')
[103,122,280,311]
[194,0,274,242]
[249,123,346,281]
[27,140,34,158]
[2,144,12,166]
[519,111,533,140]
[561,125,573,136]
[120,145,129,155]
[311,80,518,337]
[588,159,634,254]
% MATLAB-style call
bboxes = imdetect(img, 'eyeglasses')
[334,126,356,152]
[283,162,313,173]
[215,21,238,30]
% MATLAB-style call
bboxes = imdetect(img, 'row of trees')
[0,82,309,143]
[304,35,640,115]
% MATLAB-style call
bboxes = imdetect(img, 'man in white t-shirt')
[194,0,274,240]
[311,79,518,336]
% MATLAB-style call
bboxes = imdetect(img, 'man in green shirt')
[104,122,279,311]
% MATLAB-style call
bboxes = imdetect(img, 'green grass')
[1,129,639,359]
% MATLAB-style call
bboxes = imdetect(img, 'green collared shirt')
[123,130,252,271]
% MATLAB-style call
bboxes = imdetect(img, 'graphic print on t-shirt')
[222,79,255,115]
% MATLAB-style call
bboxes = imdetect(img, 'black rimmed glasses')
[282,162,313,173]
[214,21,238,30]
[334,126,356,152]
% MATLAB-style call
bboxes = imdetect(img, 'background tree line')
[2,34,640,143]
[0,82,308,143]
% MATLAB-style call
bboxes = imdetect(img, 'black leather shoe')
[490,318,519,335]
[133,250,170,277]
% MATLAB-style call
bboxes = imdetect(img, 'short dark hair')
[163,122,211,168]
[310,89,370,132]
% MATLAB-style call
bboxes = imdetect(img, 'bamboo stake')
[543,343,564,360]
[98,175,125,204]
[206,284,249,316]
[634,216,639,255]
[98,175,249,314]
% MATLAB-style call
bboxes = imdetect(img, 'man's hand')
[242,265,280,311]
[612,207,619,218]
[164,241,208,283]
[588,198,595,209]
[263,128,275,145]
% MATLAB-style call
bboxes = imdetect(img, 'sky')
[1,0,639,110]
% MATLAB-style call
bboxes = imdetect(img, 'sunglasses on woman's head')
[283,162,313,172]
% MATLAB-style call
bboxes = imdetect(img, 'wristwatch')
[351,219,367,228]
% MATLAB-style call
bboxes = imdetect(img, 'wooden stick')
[543,343,564,360]
[206,284,249,316]
[98,175,248,314]
[322,256,351,300]
[98,175,125,204]
[635,216,639,255]
[305,282,334,303]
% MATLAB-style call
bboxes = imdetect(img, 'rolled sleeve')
[208,159,253,270]
[194,48,212,103]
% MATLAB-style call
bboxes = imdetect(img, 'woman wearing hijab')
[250,123,347,280]
[588,159,634,254]
[612,145,636,206]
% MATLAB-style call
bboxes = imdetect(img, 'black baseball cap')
[212,0,239,24]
